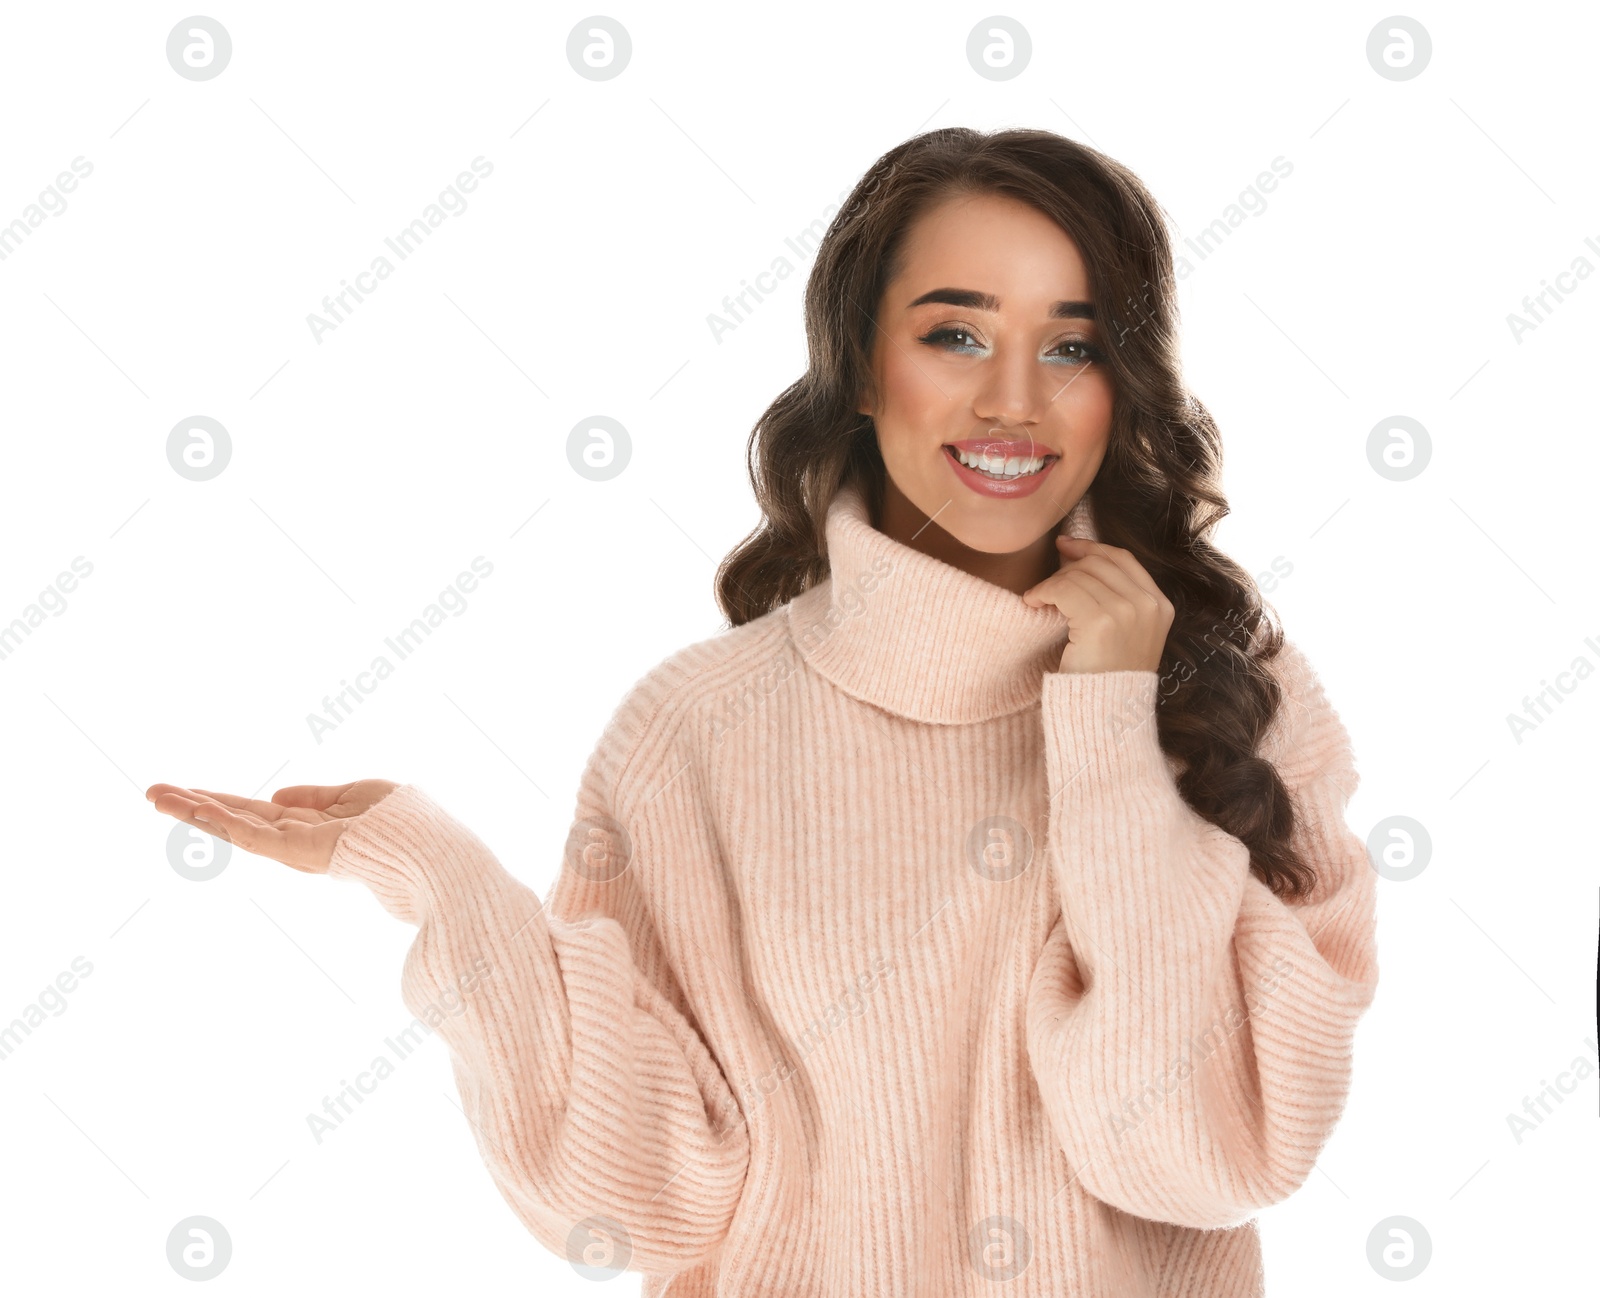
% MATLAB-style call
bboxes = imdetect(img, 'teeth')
[953,447,1050,478]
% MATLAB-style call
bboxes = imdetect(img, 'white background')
[0,1,1595,1292]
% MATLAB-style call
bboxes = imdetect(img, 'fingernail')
[193,810,214,824]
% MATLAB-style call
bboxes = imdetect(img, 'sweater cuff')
[325,783,493,925]
[1039,669,1167,796]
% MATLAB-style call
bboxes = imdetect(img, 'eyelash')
[917,324,1106,366]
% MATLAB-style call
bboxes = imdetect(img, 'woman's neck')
[788,480,1074,724]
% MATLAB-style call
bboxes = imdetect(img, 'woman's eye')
[919,325,983,352]
[1048,339,1105,365]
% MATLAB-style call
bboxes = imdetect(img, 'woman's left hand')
[1021,536,1175,675]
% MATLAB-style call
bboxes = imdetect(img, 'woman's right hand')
[145,780,400,874]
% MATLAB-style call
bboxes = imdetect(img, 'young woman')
[147,127,1378,1296]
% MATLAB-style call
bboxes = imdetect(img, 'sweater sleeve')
[1024,638,1378,1230]
[323,707,749,1274]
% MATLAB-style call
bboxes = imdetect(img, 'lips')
[941,441,1060,498]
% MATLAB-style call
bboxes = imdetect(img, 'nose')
[970,344,1049,430]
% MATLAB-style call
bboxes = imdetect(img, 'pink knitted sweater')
[326,480,1379,1296]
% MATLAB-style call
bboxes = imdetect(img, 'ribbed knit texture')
[326,481,1379,1296]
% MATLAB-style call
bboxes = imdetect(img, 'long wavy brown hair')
[713,126,1315,900]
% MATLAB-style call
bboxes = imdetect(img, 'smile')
[941,444,1061,499]
[944,445,1057,479]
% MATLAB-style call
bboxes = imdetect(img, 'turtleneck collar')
[783,480,1098,725]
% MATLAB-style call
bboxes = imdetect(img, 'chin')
[940,508,1052,555]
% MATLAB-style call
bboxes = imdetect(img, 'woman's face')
[859,189,1115,556]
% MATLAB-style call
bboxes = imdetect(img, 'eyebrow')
[905,287,1096,321]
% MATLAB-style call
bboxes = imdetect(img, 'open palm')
[145,779,398,873]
